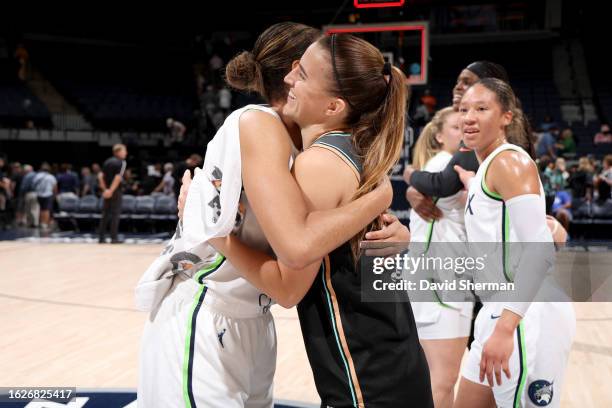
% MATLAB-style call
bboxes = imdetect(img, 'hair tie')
[382,62,392,76]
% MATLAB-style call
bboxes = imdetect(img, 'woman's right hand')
[177,170,192,220]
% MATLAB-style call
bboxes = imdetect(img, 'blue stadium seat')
[120,195,136,219]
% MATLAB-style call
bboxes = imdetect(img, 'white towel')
[134,105,278,312]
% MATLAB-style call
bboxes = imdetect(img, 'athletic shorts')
[138,275,276,408]
[462,302,575,408]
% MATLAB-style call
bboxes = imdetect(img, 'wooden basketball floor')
[1,242,610,406]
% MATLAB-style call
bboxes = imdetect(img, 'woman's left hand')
[360,213,410,256]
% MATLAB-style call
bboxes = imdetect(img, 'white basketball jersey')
[409,150,466,244]
[464,143,551,286]
[203,105,296,310]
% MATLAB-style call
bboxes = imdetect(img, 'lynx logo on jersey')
[528,379,554,406]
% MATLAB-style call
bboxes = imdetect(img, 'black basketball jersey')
[297,132,433,408]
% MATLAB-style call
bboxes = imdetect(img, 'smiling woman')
[453,79,576,408]
[207,33,434,408]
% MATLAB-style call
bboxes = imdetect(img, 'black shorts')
[37,196,54,211]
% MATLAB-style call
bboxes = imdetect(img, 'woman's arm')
[479,151,553,386]
[210,235,320,308]
[407,146,479,198]
[210,145,358,308]
[239,110,391,269]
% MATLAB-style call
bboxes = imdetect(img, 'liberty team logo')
[528,379,554,406]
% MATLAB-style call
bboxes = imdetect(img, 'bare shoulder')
[490,150,537,178]
[239,109,292,154]
[293,147,359,210]
[488,150,540,198]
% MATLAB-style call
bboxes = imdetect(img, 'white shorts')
[462,302,575,408]
[414,302,473,340]
[138,275,276,408]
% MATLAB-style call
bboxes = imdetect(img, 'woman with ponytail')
[208,34,433,407]
[139,23,409,407]
[409,107,473,408]
[452,78,575,408]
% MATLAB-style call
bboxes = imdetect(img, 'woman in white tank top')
[453,79,575,408]
[138,23,409,408]
[409,107,474,408]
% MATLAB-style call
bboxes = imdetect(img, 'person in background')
[569,157,595,201]
[172,153,202,197]
[153,162,175,196]
[421,88,437,116]
[166,118,186,146]
[90,163,102,196]
[33,162,57,230]
[98,144,127,244]
[538,155,556,214]
[56,163,80,197]
[536,125,557,159]
[552,189,573,231]
[594,124,612,145]
[594,154,612,202]
[19,165,38,227]
[81,167,94,196]
[0,157,9,211]
[10,162,24,225]
[556,128,576,158]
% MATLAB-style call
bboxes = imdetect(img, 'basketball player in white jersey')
[408,106,473,408]
[452,79,575,408]
[138,23,408,408]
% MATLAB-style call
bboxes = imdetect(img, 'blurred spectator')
[538,155,556,214]
[166,118,186,146]
[555,157,570,186]
[91,163,102,195]
[594,124,612,144]
[420,89,437,115]
[569,157,595,201]
[536,126,557,159]
[0,157,10,211]
[81,167,95,196]
[209,53,223,71]
[594,155,612,202]
[540,115,557,132]
[154,163,175,196]
[19,165,39,227]
[142,163,162,194]
[544,158,566,192]
[201,85,218,114]
[122,168,140,195]
[173,154,203,197]
[33,162,57,230]
[551,189,572,231]
[10,163,24,225]
[218,87,232,113]
[555,128,576,158]
[14,43,29,81]
[56,163,80,196]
